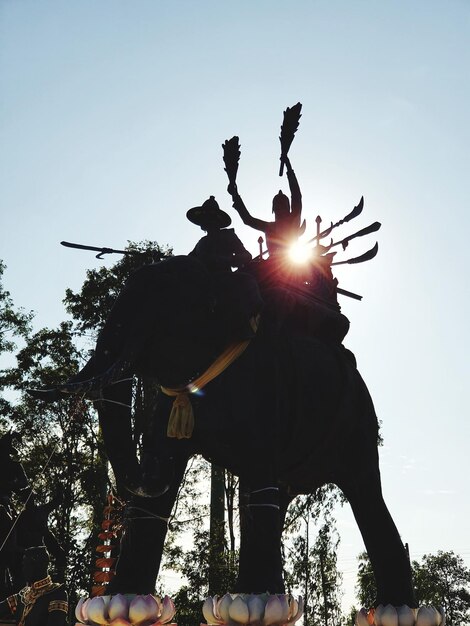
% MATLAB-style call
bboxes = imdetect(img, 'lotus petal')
[430,607,441,625]
[153,596,163,616]
[75,598,87,623]
[437,607,445,626]
[275,596,289,624]
[287,596,304,625]
[246,595,265,623]
[396,605,415,626]
[380,605,398,626]
[203,597,222,625]
[110,619,132,626]
[286,597,297,621]
[374,604,385,625]
[109,595,129,621]
[356,608,369,626]
[159,596,176,624]
[129,595,159,624]
[416,606,439,626]
[263,595,284,626]
[87,596,110,624]
[229,596,250,624]
[81,598,92,623]
[217,594,233,623]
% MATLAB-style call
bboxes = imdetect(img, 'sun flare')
[288,241,312,264]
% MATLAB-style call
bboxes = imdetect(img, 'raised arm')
[228,183,271,233]
[283,156,302,227]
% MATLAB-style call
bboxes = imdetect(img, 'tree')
[355,551,376,609]
[413,551,470,625]
[355,549,470,625]
[0,244,171,607]
[0,321,109,603]
[0,261,32,355]
[283,487,344,626]
[0,260,33,425]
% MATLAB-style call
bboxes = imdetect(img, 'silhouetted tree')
[413,551,470,625]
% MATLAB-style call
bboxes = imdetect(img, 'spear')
[60,241,146,260]
[222,136,241,188]
[279,102,302,176]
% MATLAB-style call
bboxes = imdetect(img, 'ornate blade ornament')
[279,102,302,176]
[308,196,364,244]
[60,241,144,259]
[222,136,241,187]
[331,242,379,266]
[330,221,381,251]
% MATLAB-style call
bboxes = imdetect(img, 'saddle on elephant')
[245,249,350,345]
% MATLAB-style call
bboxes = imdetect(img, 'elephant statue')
[30,253,416,608]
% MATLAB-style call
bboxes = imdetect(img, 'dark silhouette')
[187,195,262,344]
[228,155,305,262]
[11,493,66,590]
[0,433,29,600]
[30,252,416,607]
[0,546,67,626]
[27,100,413,607]
[187,195,252,271]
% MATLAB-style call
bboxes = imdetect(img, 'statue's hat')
[272,190,290,213]
[186,196,232,229]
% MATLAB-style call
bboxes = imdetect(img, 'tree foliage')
[413,551,470,625]
[283,488,344,626]
[355,550,470,625]
[0,261,33,426]
[355,551,376,610]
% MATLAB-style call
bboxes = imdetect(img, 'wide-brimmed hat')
[186,196,232,229]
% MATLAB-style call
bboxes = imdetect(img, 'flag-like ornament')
[279,102,302,176]
[222,136,241,188]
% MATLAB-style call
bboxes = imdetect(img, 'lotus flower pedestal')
[355,604,446,626]
[202,593,303,626]
[74,593,176,626]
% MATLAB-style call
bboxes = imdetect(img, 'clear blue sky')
[1,0,469,611]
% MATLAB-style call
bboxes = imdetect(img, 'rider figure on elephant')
[227,155,349,344]
[187,195,262,345]
[228,155,305,275]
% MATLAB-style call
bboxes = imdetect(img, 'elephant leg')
[236,480,285,594]
[107,446,190,595]
[338,469,416,607]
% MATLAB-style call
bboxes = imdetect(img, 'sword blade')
[331,242,379,266]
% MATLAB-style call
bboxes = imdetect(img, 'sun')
[288,241,312,264]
